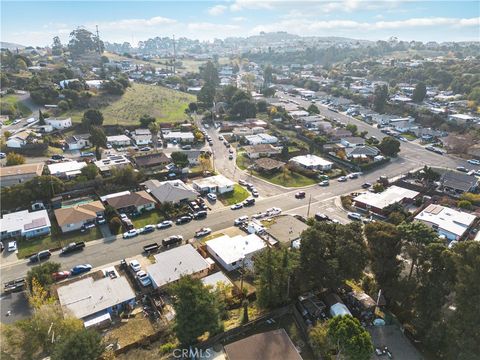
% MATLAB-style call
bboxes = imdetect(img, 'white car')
[252,212,268,219]
[267,207,282,216]
[195,227,212,238]
[120,213,129,221]
[207,193,217,201]
[123,229,138,239]
[234,215,249,226]
[467,159,480,166]
[337,176,348,182]
[129,260,141,272]
[231,203,243,210]
[7,241,17,252]
[318,180,329,186]
[136,271,152,287]
[157,220,173,229]
[347,212,362,221]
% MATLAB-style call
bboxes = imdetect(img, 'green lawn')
[62,83,195,125]
[219,184,250,205]
[236,152,250,170]
[0,95,32,118]
[403,133,417,141]
[17,226,102,259]
[253,168,317,187]
[131,210,164,228]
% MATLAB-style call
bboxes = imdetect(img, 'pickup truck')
[60,242,86,255]
[3,278,26,293]
[143,243,159,254]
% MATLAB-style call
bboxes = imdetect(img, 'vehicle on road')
[143,243,159,254]
[136,271,152,287]
[228,148,234,154]
[243,197,255,206]
[195,227,212,237]
[318,180,329,186]
[70,264,92,276]
[129,260,141,272]
[347,212,362,221]
[29,250,51,263]
[157,220,173,229]
[162,235,183,247]
[267,207,282,216]
[3,278,26,294]
[238,179,247,186]
[315,213,330,221]
[140,146,152,152]
[347,173,359,179]
[218,135,224,141]
[251,189,259,197]
[234,215,249,225]
[193,210,208,220]
[456,166,468,172]
[181,145,191,150]
[337,176,347,182]
[51,154,65,160]
[7,241,17,252]
[52,271,71,281]
[207,193,217,201]
[229,154,234,160]
[61,242,85,255]
[139,225,155,234]
[231,203,243,210]
[176,215,193,225]
[0,152,6,159]
[467,159,480,166]
[123,229,139,239]
[362,183,372,189]
[252,212,268,219]
[295,191,306,199]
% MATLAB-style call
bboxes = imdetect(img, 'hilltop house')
[66,134,91,150]
[289,154,333,171]
[54,201,105,233]
[45,117,72,130]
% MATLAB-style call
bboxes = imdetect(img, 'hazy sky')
[1,1,479,46]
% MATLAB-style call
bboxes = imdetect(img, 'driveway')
[368,325,423,360]
[0,291,32,324]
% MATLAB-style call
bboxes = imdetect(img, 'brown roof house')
[54,201,105,233]
[0,163,44,187]
[224,329,303,360]
[132,152,171,170]
[243,144,280,159]
[254,158,285,173]
[105,191,156,214]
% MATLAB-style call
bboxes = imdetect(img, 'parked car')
[136,271,152,287]
[337,176,347,182]
[52,271,71,281]
[195,227,212,238]
[181,145,191,150]
[139,225,155,234]
[347,173,359,179]
[295,191,306,199]
[157,220,173,229]
[80,151,95,157]
[347,212,362,221]
[267,207,282,216]
[140,146,151,152]
[231,203,243,210]
[251,189,259,197]
[7,241,17,252]
[361,183,372,189]
[0,152,6,159]
[162,235,183,247]
[70,264,92,276]
[246,183,254,190]
[252,212,268,219]
[206,193,217,201]
[234,215,249,226]
[143,242,159,254]
[129,260,141,272]
[96,215,106,224]
[51,154,65,160]
[315,213,330,221]
[318,180,329,186]
[120,213,129,221]
[29,250,51,263]
[229,154,234,160]
[61,242,85,255]
[467,159,480,166]
[192,210,207,220]
[123,229,139,239]
[238,179,247,186]
[456,166,468,173]
[242,197,255,207]
[176,215,192,225]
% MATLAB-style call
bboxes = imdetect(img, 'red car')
[52,271,71,281]
[295,191,306,199]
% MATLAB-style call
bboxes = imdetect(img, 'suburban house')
[192,175,235,194]
[389,117,417,133]
[289,154,333,171]
[54,201,105,233]
[243,144,280,159]
[66,134,91,150]
[345,145,380,159]
[254,158,285,173]
[184,150,204,165]
[147,244,210,289]
[142,179,198,203]
[265,215,309,247]
[414,204,477,241]
[104,191,156,214]
[328,128,352,140]
[0,163,44,187]
[94,155,131,173]
[45,117,72,130]
[448,113,477,124]
[106,135,131,147]
[224,329,303,360]
[132,152,170,170]
[289,110,310,119]
[47,161,87,178]
[132,128,153,146]
[206,233,266,272]
[6,131,33,148]
[340,137,366,148]
[0,209,51,240]
[162,131,194,143]
[244,134,278,145]
[57,273,136,328]
[440,171,478,196]
[353,185,419,216]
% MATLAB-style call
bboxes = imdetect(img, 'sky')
[1,1,479,47]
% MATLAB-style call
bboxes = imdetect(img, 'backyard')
[0,95,32,119]
[218,184,250,205]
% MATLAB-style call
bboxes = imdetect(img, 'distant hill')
[0,42,26,50]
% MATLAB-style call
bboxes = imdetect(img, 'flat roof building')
[0,163,44,187]
[353,185,419,216]
[0,209,51,240]
[192,175,235,194]
[47,161,87,178]
[289,154,333,171]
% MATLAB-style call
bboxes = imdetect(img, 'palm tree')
[148,121,160,151]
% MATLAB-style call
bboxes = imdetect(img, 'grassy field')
[219,184,250,205]
[0,95,32,118]
[63,83,195,125]
[131,210,164,228]
[253,169,317,187]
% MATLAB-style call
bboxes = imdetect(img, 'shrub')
[457,200,472,210]
[159,342,176,355]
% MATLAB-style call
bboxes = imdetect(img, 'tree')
[51,328,104,360]
[398,221,440,279]
[89,126,106,160]
[82,109,104,129]
[256,100,268,113]
[188,102,198,113]
[108,216,123,235]
[307,104,319,114]
[346,124,358,135]
[148,121,160,151]
[28,277,56,310]
[26,261,61,290]
[68,28,104,58]
[364,222,402,301]
[327,315,374,360]
[139,114,156,128]
[412,82,427,103]
[38,110,45,126]
[197,84,215,108]
[52,36,63,56]
[309,322,334,360]
[110,166,140,187]
[80,163,99,180]
[102,79,125,95]
[418,165,440,186]
[263,65,273,86]
[200,60,219,86]
[170,276,222,346]
[300,222,368,291]
[57,100,70,111]
[198,154,211,173]
[230,99,257,120]
[6,152,25,166]
[170,151,189,168]
[280,145,289,160]
[378,136,401,157]
[373,84,388,113]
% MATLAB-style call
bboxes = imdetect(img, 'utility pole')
[172,35,176,75]
[306,194,312,218]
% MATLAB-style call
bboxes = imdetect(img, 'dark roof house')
[133,152,170,169]
[441,171,478,196]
